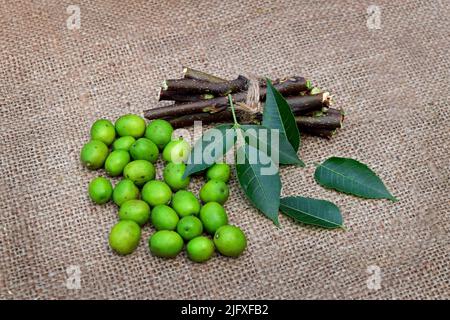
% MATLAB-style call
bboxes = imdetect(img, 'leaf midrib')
[267,91,287,136]
[280,202,340,227]
[318,163,389,198]
[239,146,278,218]
[244,127,293,161]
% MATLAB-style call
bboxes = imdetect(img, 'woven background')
[1,0,449,299]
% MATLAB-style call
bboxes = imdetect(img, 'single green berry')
[141,180,172,207]
[90,119,116,146]
[129,138,159,163]
[199,202,228,234]
[112,136,136,151]
[199,179,229,204]
[213,225,247,257]
[206,163,231,183]
[123,160,155,187]
[186,236,215,263]
[112,179,140,206]
[104,150,130,177]
[149,230,184,258]
[88,177,113,204]
[171,190,200,217]
[145,119,174,149]
[115,114,146,138]
[162,139,191,164]
[109,220,141,255]
[80,140,109,170]
[176,216,203,241]
[151,204,179,231]
[118,199,150,226]
[163,162,190,191]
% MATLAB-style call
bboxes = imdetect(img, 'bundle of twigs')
[144,67,344,138]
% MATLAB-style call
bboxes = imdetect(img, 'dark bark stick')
[259,76,312,96]
[159,89,215,102]
[295,108,343,130]
[287,92,331,114]
[167,111,235,128]
[166,108,343,137]
[182,67,311,91]
[161,75,312,99]
[162,75,249,96]
[144,90,330,120]
[300,128,337,139]
[182,67,227,83]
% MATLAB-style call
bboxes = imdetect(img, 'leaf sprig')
[184,78,397,229]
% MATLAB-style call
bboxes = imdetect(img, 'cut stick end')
[322,92,332,106]
[161,80,168,91]
[157,87,162,101]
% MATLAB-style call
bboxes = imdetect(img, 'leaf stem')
[228,94,240,127]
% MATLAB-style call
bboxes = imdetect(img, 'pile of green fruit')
[80,114,247,262]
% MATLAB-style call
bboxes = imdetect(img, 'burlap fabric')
[1,0,449,300]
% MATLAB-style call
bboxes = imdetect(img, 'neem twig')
[159,89,215,102]
[182,67,227,83]
[295,108,344,130]
[145,91,328,121]
[161,75,249,96]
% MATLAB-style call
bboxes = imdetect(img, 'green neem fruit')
[171,190,200,217]
[129,138,159,163]
[141,180,172,206]
[80,140,109,170]
[199,202,228,234]
[123,160,155,187]
[90,119,116,146]
[112,136,136,151]
[88,177,113,204]
[162,139,191,164]
[151,204,179,231]
[109,220,141,255]
[176,216,203,241]
[213,225,247,257]
[118,199,150,226]
[115,114,146,138]
[104,150,130,177]
[112,179,140,206]
[163,162,190,191]
[145,119,174,149]
[206,163,231,183]
[186,236,215,263]
[149,230,184,258]
[199,179,229,204]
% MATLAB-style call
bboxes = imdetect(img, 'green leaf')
[183,124,235,178]
[314,157,397,201]
[263,78,301,151]
[236,142,281,226]
[279,196,343,229]
[240,124,304,166]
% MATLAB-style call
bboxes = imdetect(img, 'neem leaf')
[314,157,397,201]
[263,78,301,151]
[240,124,304,166]
[183,124,235,178]
[236,142,281,226]
[279,196,343,229]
